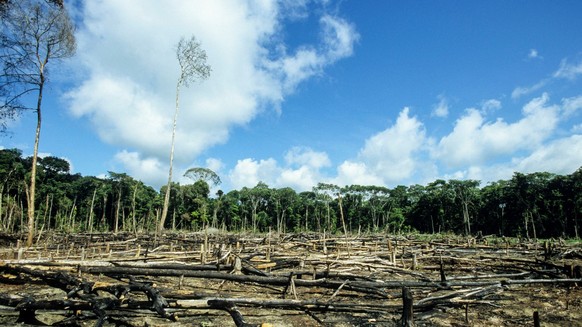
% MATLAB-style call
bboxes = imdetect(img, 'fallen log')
[83,266,393,297]
[415,284,503,309]
[502,278,582,285]
[173,297,400,313]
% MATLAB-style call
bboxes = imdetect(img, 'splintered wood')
[0,232,581,326]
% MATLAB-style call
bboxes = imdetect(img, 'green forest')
[1,148,580,239]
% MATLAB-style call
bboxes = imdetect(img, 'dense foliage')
[0,148,580,238]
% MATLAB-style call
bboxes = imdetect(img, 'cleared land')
[0,232,581,326]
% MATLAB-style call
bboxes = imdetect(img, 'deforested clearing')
[0,232,580,326]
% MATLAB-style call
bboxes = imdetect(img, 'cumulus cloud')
[514,135,582,174]
[284,146,331,168]
[434,93,560,168]
[334,107,427,186]
[114,150,166,187]
[65,0,358,187]
[228,158,279,190]
[225,90,580,191]
[61,1,581,192]
[205,158,224,175]
[228,147,331,191]
[334,161,379,186]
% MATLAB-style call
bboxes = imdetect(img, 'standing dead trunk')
[524,212,530,240]
[115,192,121,233]
[531,211,537,240]
[159,36,210,235]
[88,188,97,234]
[159,82,179,235]
[338,194,348,236]
[26,74,44,247]
[131,183,138,234]
[462,201,471,236]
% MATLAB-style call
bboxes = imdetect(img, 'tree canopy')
[1,148,580,240]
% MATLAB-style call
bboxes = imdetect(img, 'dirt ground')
[0,232,580,326]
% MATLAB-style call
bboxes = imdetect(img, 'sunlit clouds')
[65,0,359,188]
[57,1,582,191]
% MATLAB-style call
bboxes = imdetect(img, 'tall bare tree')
[1,0,76,246]
[158,36,211,234]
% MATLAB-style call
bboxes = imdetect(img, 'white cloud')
[511,79,548,99]
[562,95,582,117]
[514,135,582,174]
[228,158,280,190]
[334,161,379,186]
[528,49,541,59]
[205,158,224,174]
[431,95,449,118]
[359,108,426,180]
[224,91,580,191]
[512,57,582,100]
[278,165,324,191]
[481,99,502,113]
[264,14,359,96]
[63,1,580,191]
[434,93,560,168]
[333,107,427,186]
[553,58,582,80]
[279,0,310,20]
[320,15,359,60]
[65,0,358,187]
[228,147,331,191]
[284,146,331,168]
[114,150,166,188]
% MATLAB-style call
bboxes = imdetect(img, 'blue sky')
[2,0,582,192]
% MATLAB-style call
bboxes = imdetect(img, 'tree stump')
[400,287,414,327]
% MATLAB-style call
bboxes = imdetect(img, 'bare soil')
[0,232,580,326]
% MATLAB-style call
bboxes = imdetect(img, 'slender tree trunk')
[26,73,45,247]
[314,209,321,233]
[88,188,97,234]
[281,211,286,234]
[251,200,258,233]
[462,201,471,235]
[326,202,330,231]
[41,194,49,233]
[0,191,3,231]
[115,191,121,233]
[305,205,309,231]
[160,80,182,234]
[575,209,579,239]
[68,198,76,232]
[101,196,107,229]
[131,183,138,234]
[531,211,537,240]
[46,195,53,232]
[211,200,220,229]
[524,212,530,240]
[7,198,15,233]
[338,195,348,236]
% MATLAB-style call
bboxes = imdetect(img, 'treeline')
[1,148,581,238]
